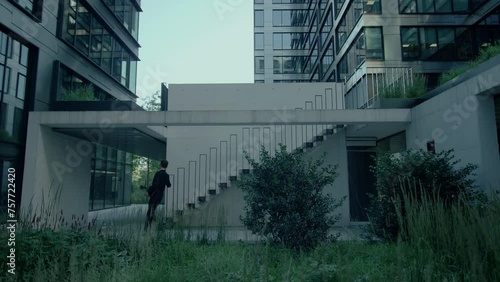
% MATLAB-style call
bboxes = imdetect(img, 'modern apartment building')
[0,0,166,216]
[253,0,500,221]
[254,0,500,93]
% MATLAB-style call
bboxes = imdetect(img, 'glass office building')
[254,0,500,89]
[0,0,164,214]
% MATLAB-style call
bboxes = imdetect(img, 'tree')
[131,91,162,203]
[366,149,478,241]
[238,145,345,251]
[139,90,161,111]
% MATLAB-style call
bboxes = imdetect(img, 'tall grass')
[2,184,499,281]
[395,184,500,282]
[377,73,427,99]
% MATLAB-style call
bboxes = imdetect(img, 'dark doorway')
[348,150,376,222]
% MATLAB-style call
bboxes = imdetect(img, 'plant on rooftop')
[439,41,500,86]
[60,84,96,101]
[366,149,479,241]
[377,73,427,99]
[237,144,345,251]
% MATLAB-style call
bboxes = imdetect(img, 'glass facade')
[61,0,138,93]
[0,32,29,145]
[273,10,311,26]
[255,0,499,84]
[338,27,384,80]
[9,0,43,19]
[273,32,309,50]
[57,64,117,101]
[401,26,500,61]
[89,144,133,210]
[103,0,140,40]
[0,30,31,216]
[399,0,489,13]
[273,56,311,74]
[336,0,381,53]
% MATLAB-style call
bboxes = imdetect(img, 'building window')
[399,0,485,13]
[401,26,500,61]
[336,0,382,53]
[401,27,420,59]
[255,10,264,27]
[273,56,310,74]
[8,0,43,19]
[273,10,310,26]
[102,0,140,40]
[61,0,138,93]
[255,33,264,50]
[255,56,265,74]
[0,31,30,145]
[57,64,116,101]
[365,27,384,60]
[89,144,133,211]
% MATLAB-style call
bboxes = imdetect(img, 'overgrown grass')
[395,186,500,282]
[1,190,499,281]
[377,73,427,99]
[439,42,500,85]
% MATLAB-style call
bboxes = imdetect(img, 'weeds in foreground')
[1,188,499,281]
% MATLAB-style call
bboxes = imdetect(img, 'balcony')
[343,64,423,109]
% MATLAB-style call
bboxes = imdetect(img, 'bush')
[366,149,478,241]
[238,145,345,251]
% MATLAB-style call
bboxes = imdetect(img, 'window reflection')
[61,0,137,93]
[89,144,133,210]
[103,0,140,40]
[401,25,500,61]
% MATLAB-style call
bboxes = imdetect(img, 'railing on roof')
[343,66,415,109]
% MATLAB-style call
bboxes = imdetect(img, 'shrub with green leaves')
[366,149,478,241]
[238,145,344,251]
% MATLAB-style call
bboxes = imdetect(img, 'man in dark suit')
[144,159,171,230]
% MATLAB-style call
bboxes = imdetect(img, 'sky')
[135,1,254,103]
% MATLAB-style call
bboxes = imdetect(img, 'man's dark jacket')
[147,169,171,204]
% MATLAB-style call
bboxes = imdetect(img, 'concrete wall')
[407,83,500,195]
[22,119,92,225]
[303,130,350,225]
[165,83,346,218]
[179,129,350,227]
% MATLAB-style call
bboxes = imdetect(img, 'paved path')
[89,204,370,241]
